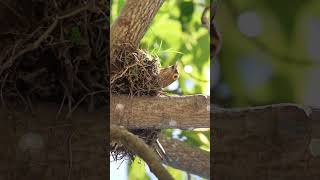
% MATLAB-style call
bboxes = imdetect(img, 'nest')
[110,44,162,96]
[0,0,108,112]
[110,44,164,160]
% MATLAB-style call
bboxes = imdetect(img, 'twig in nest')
[0,0,29,27]
[111,126,174,180]
[110,62,139,84]
[0,18,59,77]
[66,90,107,119]
[57,2,93,20]
[0,2,94,77]
[56,93,67,119]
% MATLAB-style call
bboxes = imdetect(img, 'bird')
[159,62,179,88]
[150,62,179,162]
[154,138,170,163]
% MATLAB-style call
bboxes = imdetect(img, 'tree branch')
[159,136,210,178]
[110,95,210,129]
[111,125,174,180]
[213,103,320,129]
[110,0,164,64]
[212,104,320,179]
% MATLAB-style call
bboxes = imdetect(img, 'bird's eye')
[173,74,178,80]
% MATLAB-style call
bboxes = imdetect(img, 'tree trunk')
[110,0,164,65]
[0,104,107,180]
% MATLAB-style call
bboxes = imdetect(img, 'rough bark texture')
[110,0,164,63]
[0,104,106,180]
[110,95,210,129]
[159,136,210,179]
[213,104,320,179]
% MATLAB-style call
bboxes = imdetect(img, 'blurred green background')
[111,0,210,180]
[213,0,320,108]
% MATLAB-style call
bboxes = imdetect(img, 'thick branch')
[111,126,173,180]
[213,103,320,130]
[110,95,210,129]
[110,0,164,63]
[159,136,210,178]
[212,104,320,179]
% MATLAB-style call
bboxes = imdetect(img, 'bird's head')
[159,62,179,88]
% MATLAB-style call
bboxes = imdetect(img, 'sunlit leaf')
[166,166,187,180]
[128,158,150,180]
[197,132,210,145]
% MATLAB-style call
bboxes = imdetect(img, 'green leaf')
[180,130,210,149]
[117,0,125,15]
[192,33,210,72]
[128,158,150,180]
[166,166,187,179]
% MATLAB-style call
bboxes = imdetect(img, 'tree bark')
[0,104,107,180]
[213,103,319,129]
[159,135,210,179]
[213,104,320,179]
[110,0,164,64]
[110,95,210,129]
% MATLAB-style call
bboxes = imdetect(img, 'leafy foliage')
[214,0,320,107]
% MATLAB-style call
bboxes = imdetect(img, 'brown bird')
[159,62,179,88]
[152,62,179,162]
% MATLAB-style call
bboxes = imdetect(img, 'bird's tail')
[154,139,170,163]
